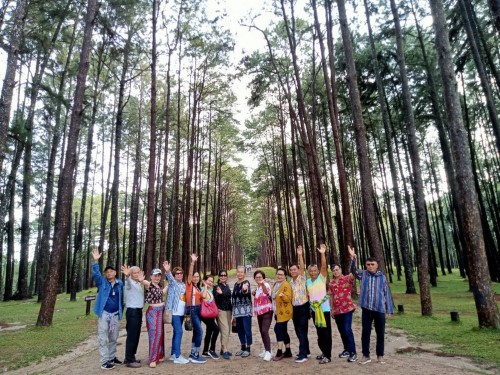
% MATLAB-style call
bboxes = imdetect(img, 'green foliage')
[388,272,500,365]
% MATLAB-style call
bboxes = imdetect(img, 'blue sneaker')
[222,352,230,360]
[189,353,206,364]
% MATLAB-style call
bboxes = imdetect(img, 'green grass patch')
[387,271,500,365]
[0,289,100,371]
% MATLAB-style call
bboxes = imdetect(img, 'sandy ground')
[6,273,499,375]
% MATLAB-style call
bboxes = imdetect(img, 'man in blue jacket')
[92,248,124,370]
[348,246,394,365]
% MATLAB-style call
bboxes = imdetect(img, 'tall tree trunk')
[0,0,27,174]
[36,0,98,326]
[390,0,432,316]
[144,0,158,276]
[430,0,500,328]
[336,0,384,268]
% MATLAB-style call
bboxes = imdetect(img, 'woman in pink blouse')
[252,270,273,361]
[328,263,357,363]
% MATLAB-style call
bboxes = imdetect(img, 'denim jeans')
[125,308,143,363]
[236,315,252,347]
[334,310,356,354]
[186,305,203,350]
[361,308,386,357]
[171,315,184,357]
[292,302,310,358]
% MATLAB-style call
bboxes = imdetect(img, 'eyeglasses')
[277,273,285,277]
[175,272,184,275]
[219,274,227,277]
[254,276,262,279]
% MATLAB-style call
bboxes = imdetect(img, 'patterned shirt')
[165,271,186,312]
[328,275,356,315]
[306,274,330,312]
[145,283,164,305]
[290,274,308,306]
[272,280,293,322]
[232,280,253,317]
[351,260,394,314]
[254,282,272,316]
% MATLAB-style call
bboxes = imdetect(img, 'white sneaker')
[263,351,272,361]
[174,355,189,364]
[169,354,176,361]
[259,351,266,358]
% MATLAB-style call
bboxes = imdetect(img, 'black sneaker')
[101,362,115,370]
[348,353,358,362]
[208,350,220,360]
[112,358,123,365]
[316,354,324,360]
[202,352,210,358]
[339,350,349,358]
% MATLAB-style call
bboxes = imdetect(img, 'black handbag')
[184,307,193,331]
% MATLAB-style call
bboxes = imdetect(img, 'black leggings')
[202,317,220,352]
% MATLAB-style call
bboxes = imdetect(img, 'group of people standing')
[90,243,394,371]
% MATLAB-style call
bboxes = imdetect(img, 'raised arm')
[318,244,327,278]
[91,249,104,286]
[348,245,363,280]
[187,253,198,285]
[297,245,305,276]
[163,260,176,283]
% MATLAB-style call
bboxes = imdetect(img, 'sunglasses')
[366,263,377,266]
[219,274,227,277]
[175,272,184,275]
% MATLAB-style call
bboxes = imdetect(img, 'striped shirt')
[351,260,394,314]
[165,271,186,312]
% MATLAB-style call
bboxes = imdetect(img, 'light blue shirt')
[124,276,144,309]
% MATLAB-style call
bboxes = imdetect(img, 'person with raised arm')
[141,268,167,368]
[252,270,273,361]
[91,248,124,371]
[163,260,189,365]
[348,246,394,365]
[328,260,357,363]
[290,245,310,363]
[201,274,220,360]
[120,264,144,368]
[306,244,332,364]
[185,253,207,364]
[214,269,232,359]
[232,265,253,357]
[271,268,293,361]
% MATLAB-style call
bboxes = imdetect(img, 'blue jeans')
[361,308,386,357]
[292,302,310,358]
[236,316,252,347]
[334,310,356,354]
[186,305,203,350]
[171,315,184,357]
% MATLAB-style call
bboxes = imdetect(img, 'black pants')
[311,310,332,360]
[292,302,310,359]
[202,317,220,353]
[125,307,143,363]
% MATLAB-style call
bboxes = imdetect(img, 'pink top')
[253,282,272,316]
[328,274,356,315]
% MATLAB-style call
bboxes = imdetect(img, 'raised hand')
[297,245,303,257]
[121,264,130,276]
[216,285,222,294]
[242,282,249,292]
[162,260,170,273]
[191,253,198,263]
[348,245,356,260]
[138,271,145,282]
[317,243,326,254]
[91,248,102,261]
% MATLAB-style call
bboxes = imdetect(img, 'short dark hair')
[218,269,227,276]
[253,270,266,279]
[277,267,288,277]
[366,257,378,264]
[104,265,115,272]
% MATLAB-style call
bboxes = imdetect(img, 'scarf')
[310,295,329,327]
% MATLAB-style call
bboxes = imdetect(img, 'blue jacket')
[92,262,124,319]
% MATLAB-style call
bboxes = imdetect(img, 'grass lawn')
[0,289,100,371]
[387,271,500,366]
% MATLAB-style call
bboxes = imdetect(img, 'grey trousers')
[97,311,120,364]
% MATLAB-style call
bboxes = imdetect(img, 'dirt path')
[7,272,498,375]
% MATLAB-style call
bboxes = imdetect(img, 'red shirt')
[328,274,356,315]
